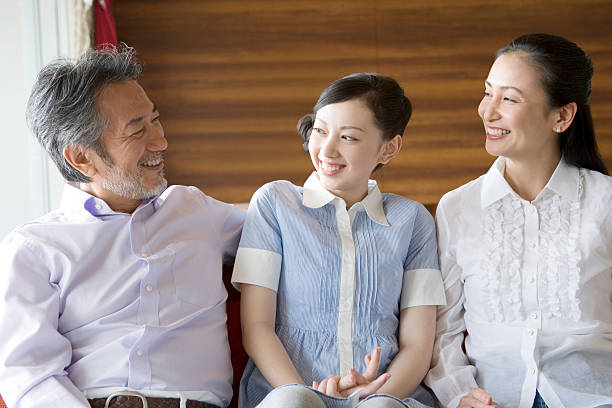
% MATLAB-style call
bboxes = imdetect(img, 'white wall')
[0,0,69,239]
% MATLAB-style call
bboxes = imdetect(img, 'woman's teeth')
[487,127,510,136]
[321,162,342,172]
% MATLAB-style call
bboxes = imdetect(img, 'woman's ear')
[378,134,402,165]
[554,102,578,133]
[63,144,98,178]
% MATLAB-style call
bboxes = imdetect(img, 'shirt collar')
[302,172,389,226]
[59,182,157,219]
[545,157,581,201]
[481,157,513,208]
[481,156,580,208]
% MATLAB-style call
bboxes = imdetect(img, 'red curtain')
[95,0,117,48]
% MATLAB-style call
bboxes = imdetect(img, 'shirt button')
[530,367,536,375]
[145,284,153,292]
[530,312,538,320]
[529,242,536,249]
[528,276,535,284]
[136,349,144,357]
[95,203,102,210]
[527,328,535,336]
[141,253,149,258]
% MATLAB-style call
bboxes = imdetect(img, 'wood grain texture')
[114,0,612,205]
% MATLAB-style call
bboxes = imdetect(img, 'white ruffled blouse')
[425,157,612,408]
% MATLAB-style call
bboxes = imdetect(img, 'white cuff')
[231,247,282,292]
[400,268,446,309]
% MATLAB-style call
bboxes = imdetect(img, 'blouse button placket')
[334,199,356,375]
[519,201,542,405]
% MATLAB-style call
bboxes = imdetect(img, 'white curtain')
[66,0,94,59]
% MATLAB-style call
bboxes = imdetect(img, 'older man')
[0,46,244,408]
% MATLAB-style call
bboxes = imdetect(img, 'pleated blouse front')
[232,173,445,408]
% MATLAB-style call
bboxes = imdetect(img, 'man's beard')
[102,158,167,200]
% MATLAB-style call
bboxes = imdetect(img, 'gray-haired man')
[0,46,244,408]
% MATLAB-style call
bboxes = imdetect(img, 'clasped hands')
[312,347,390,400]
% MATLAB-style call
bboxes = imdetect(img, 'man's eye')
[131,128,145,137]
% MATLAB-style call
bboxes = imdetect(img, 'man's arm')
[0,233,90,408]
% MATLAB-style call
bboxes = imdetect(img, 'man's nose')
[148,125,168,152]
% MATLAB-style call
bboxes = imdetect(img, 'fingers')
[458,389,497,408]
[338,369,360,390]
[471,388,493,404]
[363,347,381,381]
[315,375,342,397]
[358,372,391,399]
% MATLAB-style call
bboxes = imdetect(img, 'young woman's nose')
[319,134,339,158]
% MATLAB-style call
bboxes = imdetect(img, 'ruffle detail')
[481,195,524,322]
[538,172,582,321]
[480,171,583,323]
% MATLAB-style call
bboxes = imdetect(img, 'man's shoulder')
[0,209,71,258]
[159,185,244,219]
[159,185,214,207]
[4,209,67,238]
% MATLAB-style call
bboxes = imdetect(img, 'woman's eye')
[503,96,517,103]
[483,90,491,97]
[342,135,356,141]
[312,127,325,135]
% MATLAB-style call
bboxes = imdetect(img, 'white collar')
[481,157,580,208]
[302,172,389,226]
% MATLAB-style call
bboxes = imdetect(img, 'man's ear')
[378,134,402,165]
[554,102,578,133]
[63,144,98,178]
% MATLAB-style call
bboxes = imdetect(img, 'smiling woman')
[426,34,612,408]
[231,73,446,408]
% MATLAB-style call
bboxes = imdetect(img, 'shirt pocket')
[169,240,224,308]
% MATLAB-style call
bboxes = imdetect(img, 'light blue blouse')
[232,173,446,408]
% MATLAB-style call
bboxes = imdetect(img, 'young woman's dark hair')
[497,33,608,175]
[297,73,412,157]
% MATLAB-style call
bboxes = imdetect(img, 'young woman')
[232,73,446,408]
[425,34,612,408]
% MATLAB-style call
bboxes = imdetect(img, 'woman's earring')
[556,125,561,133]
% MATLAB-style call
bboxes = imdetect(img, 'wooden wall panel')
[115,0,612,205]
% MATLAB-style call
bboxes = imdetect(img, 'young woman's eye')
[483,90,491,97]
[312,127,325,135]
[503,96,518,103]
[341,135,356,141]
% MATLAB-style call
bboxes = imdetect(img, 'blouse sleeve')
[424,197,478,408]
[400,203,446,309]
[231,183,283,292]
